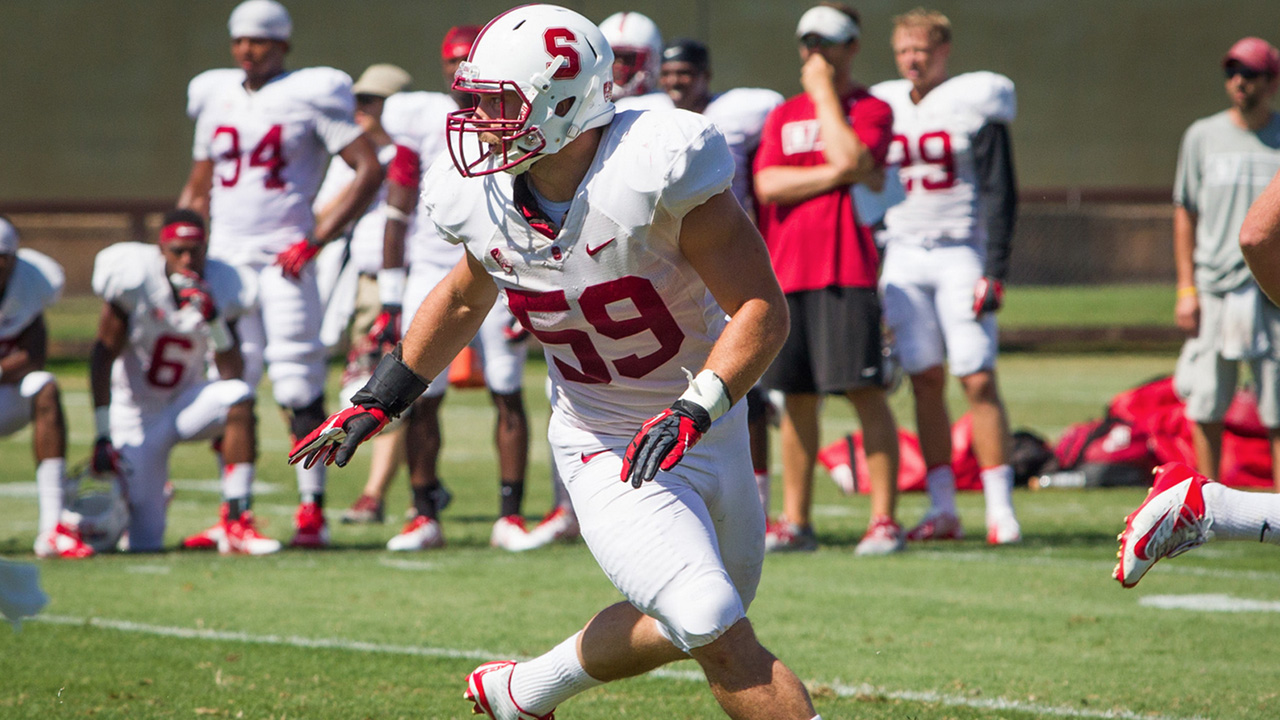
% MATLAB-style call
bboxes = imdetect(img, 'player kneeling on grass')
[90,210,278,555]
[291,5,822,719]
[0,218,85,558]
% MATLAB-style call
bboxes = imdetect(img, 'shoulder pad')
[419,149,480,241]
[91,242,156,306]
[382,91,454,147]
[187,68,244,120]
[950,72,1016,123]
[286,67,357,117]
[15,249,64,302]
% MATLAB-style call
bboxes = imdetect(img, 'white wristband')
[384,205,411,224]
[94,406,111,439]
[378,267,407,306]
[678,369,732,423]
[209,317,235,353]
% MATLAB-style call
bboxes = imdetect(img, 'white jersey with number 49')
[93,243,256,414]
[422,109,734,437]
[871,71,1015,247]
[188,67,364,264]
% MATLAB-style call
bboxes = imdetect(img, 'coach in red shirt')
[754,2,904,556]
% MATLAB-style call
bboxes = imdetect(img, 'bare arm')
[212,319,244,380]
[1173,204,1200,335]
[0,316,49,385]
[178,160,214,219]
[1241,169,1280,304]
[382,180,415,271]
[90,302,128,411]
[678,190,790,402]
[313,135,385,244]
[399,251,499,381]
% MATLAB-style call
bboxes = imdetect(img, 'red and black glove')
[973,276,1004,317]
[367,305,402,352]
[288,346,428,469]
[503,315,530,343]
[170,270,218,322]
[620,399,712,489]
[91,436,124,476]
[275,237,322,280]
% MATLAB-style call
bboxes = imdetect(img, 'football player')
[0,219,82,558]
[871,8,1022,544]
[177,0,383,547]
[90,211,278,555]
[599,11,667,108]
[290,5,820,719]
[370,25,534,552]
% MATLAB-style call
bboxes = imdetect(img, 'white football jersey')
[0,249,64,355]
[422,109,734,436]
[871,71,1016,246]
[314,142,400,275]
[382,91,462,270]
[188,67,364,264]
[702,88,783,215]
[92,243,257,413]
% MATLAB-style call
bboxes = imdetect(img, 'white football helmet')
[598,11,663,98]
[446,4,616,177]
[61,466,130,553]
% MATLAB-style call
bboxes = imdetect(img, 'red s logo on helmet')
[543,28,581,79]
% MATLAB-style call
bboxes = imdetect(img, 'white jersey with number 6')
[188,67,364,263]
[92,243,256,415]
[422,109,733,437]
[871,71,1015,247]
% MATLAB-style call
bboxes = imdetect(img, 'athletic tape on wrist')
[94,406,111,439]
[383,205,410,224]
[351,344,429,418]
[377,267,407,306]
[678,369,732,423]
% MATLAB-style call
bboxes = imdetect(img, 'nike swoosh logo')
[580,449,609,463]
[1262,520,1271,543]
[585,238,615,256]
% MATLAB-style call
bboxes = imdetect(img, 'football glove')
[621,399,712,488]
[973,276,1004,317]
[367,305,402,351]
[170,270,218,322]
[91,437,124,476]
[288,346,428,469]
[503,315,530,343]
[275,237,322,280]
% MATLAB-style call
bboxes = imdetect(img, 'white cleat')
[34,524,95,559]
[1115,462,1213,588]
[986,511,1022,545]
[490,515,534,552]
[854,516,906,556]
[386,515,444,551]
[517,507,581,550]
[464,660,556,719]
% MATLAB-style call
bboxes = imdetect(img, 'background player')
[177,0,383,547]
[90,211,277,555]
[291,5,821,718]
[754,3,904,556]
[0,219,81,558]
[871,8,1022,544]
[375,25,534,552]
[599,11,668,109]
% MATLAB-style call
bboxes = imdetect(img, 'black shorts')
[762,286,886,394]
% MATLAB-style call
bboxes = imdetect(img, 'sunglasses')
[1224,65,1270,81]
[800,34,840,50]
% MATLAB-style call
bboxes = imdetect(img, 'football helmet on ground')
[446,4,615,177]
[61,464,130,553]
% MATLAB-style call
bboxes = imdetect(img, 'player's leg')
[388,388,450,550]
[746,386,773,513]
[260,264,331,547]
[816,286,902,555]
[341,430,403,524]
[1176,293,1234,479]
[2,374,83,558]
[762,291,819,551]
[117,415,175,553]
[524,376,581,549]
[477,303,532,549]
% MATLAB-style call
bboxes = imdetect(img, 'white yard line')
[34,613,1207,720]
[1139,593,1280,613]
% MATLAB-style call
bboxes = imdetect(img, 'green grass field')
[3,349,1278,720]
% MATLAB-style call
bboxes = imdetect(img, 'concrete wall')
[4,0,1280,200]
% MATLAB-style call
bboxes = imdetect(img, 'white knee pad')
[18,371,56,399]
[269,363,326,408]
[212,379,254,408]
[652,574,745,652]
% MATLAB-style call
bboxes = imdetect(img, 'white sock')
[981,464,1016,519]
[36,458,66,534]
[1203,483,1280,545]
[925,465,957,516]
[510,632,602,715]
[754,471,771,514]
[295,462,325,499]
[222,463,254,503]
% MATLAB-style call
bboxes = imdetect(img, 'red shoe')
[340,494,385,524]
[764,516,817,552]
[855,515,906,556]
[34,523,95,558]
[220,511,282,555]
[1115,463,1212,588]
[182,503,229,550]
[906,511,964,542]
[290,502,330,549]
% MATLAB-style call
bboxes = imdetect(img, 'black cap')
[662,38,710,72]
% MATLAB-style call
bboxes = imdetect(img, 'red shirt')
[754,88,893,293]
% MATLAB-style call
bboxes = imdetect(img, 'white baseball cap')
[229,0,292,41]
[796,5,860,44]
[0,218,18,255]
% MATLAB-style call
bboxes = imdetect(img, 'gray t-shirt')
[1174,110,1280,293]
